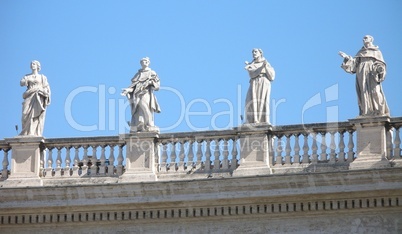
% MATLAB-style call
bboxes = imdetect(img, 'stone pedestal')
[119,132,158,182]
[349,116,391,169]
[3,136,44,187]
[233,124,272,176]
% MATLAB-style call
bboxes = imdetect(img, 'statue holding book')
[339,35,390,116]
[122,57,161,132]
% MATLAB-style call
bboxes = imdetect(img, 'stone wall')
[1,168,401,233]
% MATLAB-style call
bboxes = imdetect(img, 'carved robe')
[125,69,161,131]
[341,46,389,116]
[20,74,51,136]
[245,59,275,124]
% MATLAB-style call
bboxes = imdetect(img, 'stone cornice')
[1,168,401,211]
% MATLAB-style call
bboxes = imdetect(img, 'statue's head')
[252,48,263,59]
[140,57,150,68]
[363,35,374,46]
[30,60,41,71]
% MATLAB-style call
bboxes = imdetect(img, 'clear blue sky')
[1,0,401,138]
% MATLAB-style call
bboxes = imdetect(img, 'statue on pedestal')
[121,57,161,132]
[19,60,51,136]
[339,35,390,117]
[244,48,275,124]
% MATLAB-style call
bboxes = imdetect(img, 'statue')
[244,48,275,124]
[19,60,51,136]
[339,35,390,117]
[122,57,161,132]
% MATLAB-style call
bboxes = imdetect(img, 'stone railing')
[157,130,240,177]
[0,140,11,180]
[269,121,356,173]
[387,117,402,160]
[42,136,126,178]
[1,116,401,186]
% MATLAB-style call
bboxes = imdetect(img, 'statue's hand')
[338,51,349,59]
[121,88,128,96]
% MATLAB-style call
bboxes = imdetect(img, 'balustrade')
[387,117,402,159]
[270,122,356,167]
[3,118,402,182]
[157,131,240,173]
[41,136,125,178]
[0,141,11,179]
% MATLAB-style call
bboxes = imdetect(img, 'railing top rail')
[390,117,402,128]
[157,121,356,142]
[272,121,355,135]
[158,129,239,143]
[0,140,10,151]
[44,136,123,147]
[8,118,402,147]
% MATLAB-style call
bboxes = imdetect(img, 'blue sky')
[1,0,401,138]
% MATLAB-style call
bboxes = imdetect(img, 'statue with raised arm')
[20,60,51,136]
[339,35,390,116]
[244,48,275,124]
[121,57,161,132]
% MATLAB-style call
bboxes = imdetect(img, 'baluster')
[187,140,195,170]
[231,138,238,169]
[276,135,283,165]
[160,143,168,172]
[394,127,401,158]
[329,131,336,163]
[55,146,63,177]
[268,135,275,166]
[99,145,106,175]
[91,145,99,175]
[386,128,393,159]
[284,134,292,165]
[72,146,80,177]
[302,133,310,164]
[205,140,212,171]
[40,148,44,177]
[311,133,318,164]
[2,149,10,179]
[320,132,327,161]
[221,139,229,170]
[81,145,89,176]
[213,139,221,171]
[196,140,203,169]
[170,142,177,171]
[293,134,301,164]
[107,145,115,176]
[154,142,160,172]
[338,131,346,162]
[116,144,124,175]
[65,146,72,176]
[46,147,54,177]
[347,130,355,162]
[178,141,185,172]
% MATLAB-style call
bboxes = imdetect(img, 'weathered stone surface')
[2,136,44,187]
[0,168,401,233]
[350,116,391,169]
[119,132,158,182]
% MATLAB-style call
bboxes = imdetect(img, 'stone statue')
[244,48,275,124]
[19,60,51,136]
[122,57,161,132]
[339,35,390,116]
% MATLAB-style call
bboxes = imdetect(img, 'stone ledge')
[0,194,400,226]
[0,168,401,209]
